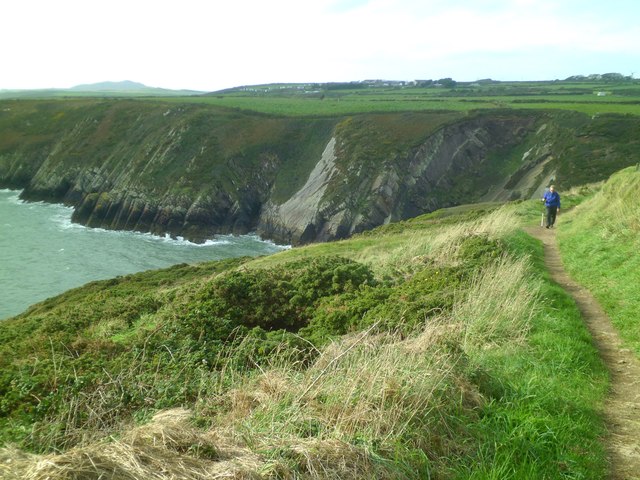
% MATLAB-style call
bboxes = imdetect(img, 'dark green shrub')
[178,256,375,345]
[301,285,393,342]
[361,266,463,332]
[457,235,503,270]
[303,264,466,342]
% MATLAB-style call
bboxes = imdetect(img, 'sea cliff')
[1,99,638,244]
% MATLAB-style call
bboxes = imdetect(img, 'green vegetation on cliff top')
[166,78,640,117]
[3,176,628,477]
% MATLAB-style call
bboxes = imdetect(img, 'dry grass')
[455,255,538,350]
[565,168,640,239]
[363,208,520,275]
[1,321,466,479]
[428,209,519,264]
[2,409,263,480]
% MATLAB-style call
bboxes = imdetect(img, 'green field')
[151,78,640,117]
[4,78,640,117]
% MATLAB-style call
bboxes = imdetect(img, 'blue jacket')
[543,190,561,208]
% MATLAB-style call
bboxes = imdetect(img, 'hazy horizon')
[2,0,639,92]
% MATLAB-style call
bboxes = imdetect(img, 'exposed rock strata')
[257,115,540,244]
[258,138,338,244]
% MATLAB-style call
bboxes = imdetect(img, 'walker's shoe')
[545,226,550,229]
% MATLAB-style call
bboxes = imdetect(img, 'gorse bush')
[298,236,504,343]
[179,256,375,340]
[308,265,461,336]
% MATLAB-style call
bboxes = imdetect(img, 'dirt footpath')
[526,226,640,480]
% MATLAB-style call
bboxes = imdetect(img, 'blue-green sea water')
[0,189,287,319]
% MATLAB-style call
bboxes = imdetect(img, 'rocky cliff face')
[2,100,639,245]
[0,101,333,243]
[258,137,339,244]
[257,113,540,244]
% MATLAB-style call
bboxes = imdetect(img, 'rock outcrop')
[257,114,539,244]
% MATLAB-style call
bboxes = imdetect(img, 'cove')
[0,189,287,319]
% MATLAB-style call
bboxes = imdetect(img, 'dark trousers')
[546,206,558,227]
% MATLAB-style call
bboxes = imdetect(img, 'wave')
[55,219,233,247]
[236,233,292,250]
[2,189,289,249]
[52,214,290,249]
[52,216,290,249]
[158,234,232,247]
[0,188,25,205]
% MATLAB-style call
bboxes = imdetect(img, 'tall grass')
[428,209,519,263]
[457,255,537,349]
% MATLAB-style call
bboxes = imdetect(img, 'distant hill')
[0,81,203,99]
[70,80,153,91]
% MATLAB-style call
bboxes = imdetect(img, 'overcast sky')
[2,0,639,92]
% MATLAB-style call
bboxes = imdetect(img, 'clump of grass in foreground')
[457,255,537,349]
[558,166,640,357]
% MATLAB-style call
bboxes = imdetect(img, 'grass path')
[526,225,640,480]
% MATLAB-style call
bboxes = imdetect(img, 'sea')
[0,189,288,319]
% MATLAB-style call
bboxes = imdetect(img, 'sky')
[2,0,639,92]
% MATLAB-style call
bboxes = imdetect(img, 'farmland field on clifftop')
[169,77,640,117]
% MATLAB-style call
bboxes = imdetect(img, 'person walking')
[542,184,561,228]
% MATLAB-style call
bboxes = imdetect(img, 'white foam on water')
[2,189,289,250]
[47,208,243,248]
[1,189,290,319]
[1,188,24,205]
[152,233,232,247]
[246,234,292,250]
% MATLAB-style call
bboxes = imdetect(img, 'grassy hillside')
[558,166,640,357]
[0,98,337,198]
[1,199,609,478]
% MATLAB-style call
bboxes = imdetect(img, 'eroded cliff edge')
[2,100,639,245]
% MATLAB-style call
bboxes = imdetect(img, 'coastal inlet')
[0,189,287,319]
